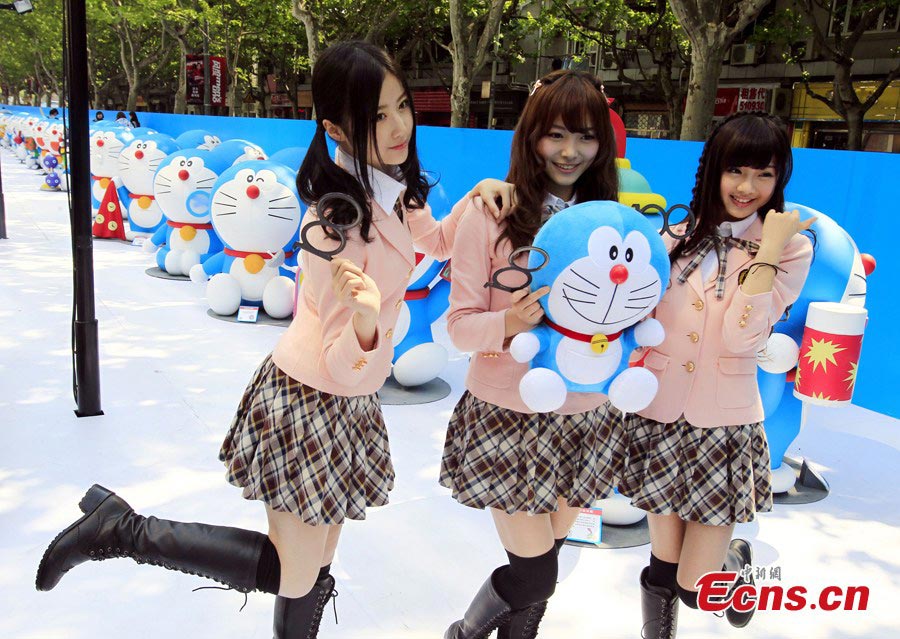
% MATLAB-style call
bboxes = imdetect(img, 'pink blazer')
[638,217,813,427]
[447,198,606,415]
[272,196,462,397]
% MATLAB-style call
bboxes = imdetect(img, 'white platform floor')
[2,149,899,638]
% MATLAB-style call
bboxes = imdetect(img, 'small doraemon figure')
[117,131,180,236]
[90,124,134,218]
[175,129,221,151]
[144,147,235,275]
[509,200,670,413]
[189,160,304,319]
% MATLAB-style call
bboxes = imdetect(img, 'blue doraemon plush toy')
[509,200,670,413]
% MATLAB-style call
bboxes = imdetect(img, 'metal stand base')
[145,266,190,281]
[205,308,291,327]
[772,456,830,505]
[378,375,452,405]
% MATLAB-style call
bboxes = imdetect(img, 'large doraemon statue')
[175,129,221,151]
[216,139,267,165]
[118,131,180,236]
[189,160,303,319]
[90,124,134,218]
[757,203,874,493]
[144,146,235,274]
[509,200,669,413]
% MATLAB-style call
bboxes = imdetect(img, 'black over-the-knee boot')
[640,566,678,639]
[273,574,337,639]
[36,484,266,593]
[444,570,512,639]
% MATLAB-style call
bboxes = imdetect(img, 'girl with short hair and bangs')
[440,70,625,639]
[619,113,815,637]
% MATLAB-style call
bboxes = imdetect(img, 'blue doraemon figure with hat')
[509,200,670,413]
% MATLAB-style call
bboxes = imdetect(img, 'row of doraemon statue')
[86,121,458,388]
[0,110,69,191]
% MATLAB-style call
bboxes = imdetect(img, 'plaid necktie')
[393,197,404,223]
[676,227,759,299]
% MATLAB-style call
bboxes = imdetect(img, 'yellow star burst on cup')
[844,361,859,391]
[803,337,845,373]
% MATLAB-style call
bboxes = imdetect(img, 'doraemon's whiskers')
[267,213,294,221]
[214,212,237,216]
[269,195,291,203]
[213,201,236,207]
[269,206,296,210]
[563,282,597,297]
[196,177,216,183]
[628,294,657,302]
[570,269,600,289]
[624,303,651,311]
[630,280,658,293]
[218,192,236,200]
[562,291,597,305]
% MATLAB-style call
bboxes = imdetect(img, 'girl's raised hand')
[468,178,517,220]
[504,286,550,336]
[331,258,381,320]
[759,209,817,257]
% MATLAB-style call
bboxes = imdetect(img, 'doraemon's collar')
[719,212,757,240]
[335,146,405,216]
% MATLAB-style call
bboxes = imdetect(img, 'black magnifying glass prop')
[484,246,550,294]
[294,192,364,261]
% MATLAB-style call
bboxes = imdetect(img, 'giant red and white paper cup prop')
[793,302,867,406]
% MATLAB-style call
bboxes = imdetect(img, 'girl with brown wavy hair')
[439,70,622,639]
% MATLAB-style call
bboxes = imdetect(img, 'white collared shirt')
[700,212,759,282]
[335,146,406,216]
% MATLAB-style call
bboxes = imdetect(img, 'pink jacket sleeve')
[446,200,508,353]
[300,209,391,386]
[721,233,813,353]
[407,197,468,261]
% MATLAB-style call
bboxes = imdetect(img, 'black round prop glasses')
[294,192,364,261]
[634,203,697,240]
[484,246,550,293]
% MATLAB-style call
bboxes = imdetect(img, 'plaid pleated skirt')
[439,391,626,515]
[219,355,394,525]
[619,414,772,526]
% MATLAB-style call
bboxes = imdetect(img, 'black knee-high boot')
[640,566,678,639]
[444,569,512,639]
[724,538,755,628]
[273,574,337,639]
[494,544,559,638]
[36,484,266,593]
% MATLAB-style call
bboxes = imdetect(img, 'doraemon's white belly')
[128,198,163,229]
[228,261,278,302]
[169,228,212,253]
[555,337,622,385]
[91,180,107,205]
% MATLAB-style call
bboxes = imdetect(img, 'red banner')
[185,54,228,106]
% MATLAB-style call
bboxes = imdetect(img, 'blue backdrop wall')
[5,106,898,417]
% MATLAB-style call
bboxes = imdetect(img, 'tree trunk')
[680,47,725,140]
[174,37,188,114]
[845,106,864,151]
[292,0,322,71]
[450,73,472,128]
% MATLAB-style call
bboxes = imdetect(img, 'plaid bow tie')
[542,199,570,222]
[676,229,759,299]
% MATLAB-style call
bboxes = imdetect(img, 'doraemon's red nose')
[97,139,104,147]
[246,185,260,199]
[610,264,629,285]
[178,169,190,181]
[135,150,144,160]
[861,253,876,276]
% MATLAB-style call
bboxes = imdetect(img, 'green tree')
[668,0,772,140]
[754,0,900,151]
